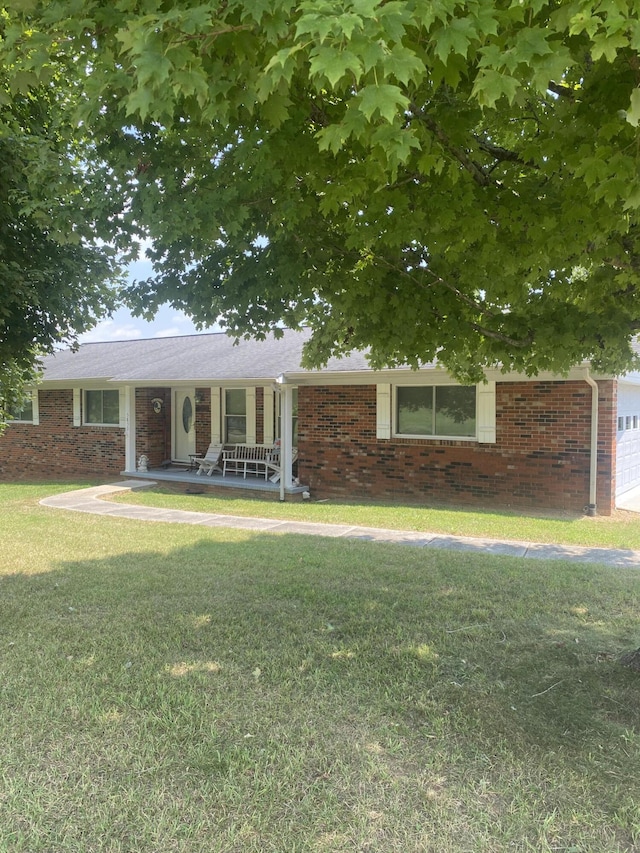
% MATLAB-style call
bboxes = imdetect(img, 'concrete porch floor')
[121,464,309,499]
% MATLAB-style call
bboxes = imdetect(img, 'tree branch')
[371,249,535,349]
[410,106,496,188]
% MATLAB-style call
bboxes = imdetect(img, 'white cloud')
[78,305,219,343]
[154,326,184,338]
[79,318,143,343]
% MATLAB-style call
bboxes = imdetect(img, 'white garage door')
[616,383,640,497]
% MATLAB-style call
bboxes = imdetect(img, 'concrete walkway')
[39,481,640,569]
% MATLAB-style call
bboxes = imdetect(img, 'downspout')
[584,369,599,516]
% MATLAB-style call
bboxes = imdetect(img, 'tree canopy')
[0,27,122,423]
[3,0,640,380]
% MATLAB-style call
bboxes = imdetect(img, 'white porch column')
[124,386,136,472]
[277,376,294,499]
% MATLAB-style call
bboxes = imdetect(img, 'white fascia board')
[114,378,279,388]
[40,378,119,389]
[283,365,602,386]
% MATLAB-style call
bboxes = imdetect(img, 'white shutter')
[118,388,126,428]
[210,387,221,444]
[73,388,81,427]
[477,381,496,443]
[246,387,257,445]
[31,389,39,425]
[262,385,275,445]
[376,384,392,440]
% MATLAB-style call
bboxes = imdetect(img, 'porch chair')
[193,443,223,476]
[268,446,298,483]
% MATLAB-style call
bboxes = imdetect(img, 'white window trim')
[9,388,39,424]
[222,387,257,445]
[263,385,275,445]
[376,381,496,444]
[210,386,222,444]
[246,386,257,445]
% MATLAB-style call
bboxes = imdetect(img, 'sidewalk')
[39,481,640,569]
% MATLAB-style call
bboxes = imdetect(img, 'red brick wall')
[0,379,617,515]
[195,388,211,456]
[134,388,213,463]
[0,389,125,479]
[135,389,171,467]
[297,380,616,515]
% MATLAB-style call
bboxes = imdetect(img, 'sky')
[77,303,213,343]
[78,250,220,344]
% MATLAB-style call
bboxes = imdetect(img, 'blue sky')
[78,303,213,343]
[78,250,220,343]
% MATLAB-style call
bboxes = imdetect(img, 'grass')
[108,482,640,550]
[1,481,639,852]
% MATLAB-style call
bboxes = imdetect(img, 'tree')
[3,0,640,383]
[0,31,123,426]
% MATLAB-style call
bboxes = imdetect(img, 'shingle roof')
[40,328,374,383]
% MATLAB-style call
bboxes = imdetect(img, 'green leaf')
[260,91,292,127]
[316,123,348,154]
[380,44,426,86]
[124,87,156,121]
[357,83,409,123]
[591,32,628,62]
[626,87,640,127]
[622,181,640,210]
[471,68,520,107]
[432,17,478,62]
[309,46,364,88]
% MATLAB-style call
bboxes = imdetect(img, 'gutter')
[584,369,599,516]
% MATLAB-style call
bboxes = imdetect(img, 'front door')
[173,388,196,462]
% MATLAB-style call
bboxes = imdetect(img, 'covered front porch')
[121,463,309,500]
[125,381,301,499]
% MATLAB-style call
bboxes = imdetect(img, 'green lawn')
[1,482,639,852]
[109,482,640,550]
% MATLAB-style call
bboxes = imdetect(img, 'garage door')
[616,383,640,497]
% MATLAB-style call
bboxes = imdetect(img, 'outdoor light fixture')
[152,398,163,414]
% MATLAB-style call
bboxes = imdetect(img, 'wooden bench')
[222,444,280,480]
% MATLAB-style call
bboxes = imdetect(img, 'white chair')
[193,444,223,476]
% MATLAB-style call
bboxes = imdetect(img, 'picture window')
[84,389,119,425]
[396,385,476,438]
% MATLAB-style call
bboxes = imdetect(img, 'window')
[225,389,246,443]
[396,385,476,438]
[9,395,34,422]
[84,389,120,425]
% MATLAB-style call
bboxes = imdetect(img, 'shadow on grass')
[1,533,639,851]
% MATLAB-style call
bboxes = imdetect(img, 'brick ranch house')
[2,327,640,515]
